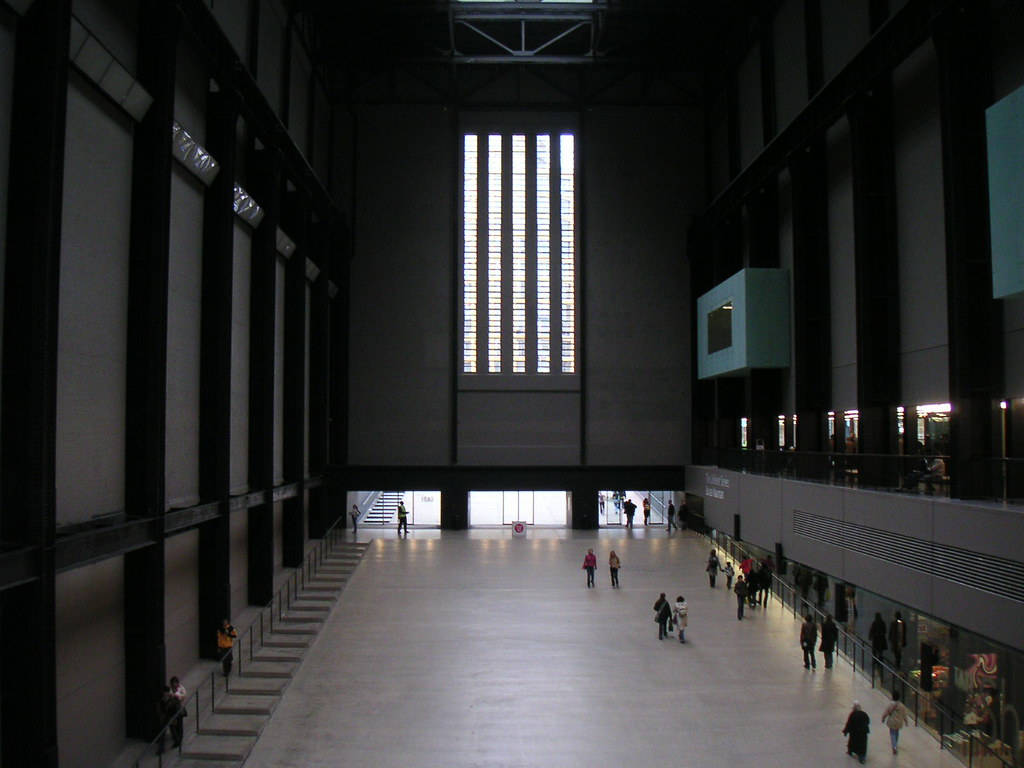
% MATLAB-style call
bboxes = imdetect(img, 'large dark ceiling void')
[293,0,764,105]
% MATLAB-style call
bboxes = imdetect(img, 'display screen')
[707,301,733,354]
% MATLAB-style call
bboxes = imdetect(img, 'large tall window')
[461,130,577,375]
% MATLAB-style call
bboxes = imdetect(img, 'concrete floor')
[246,527,963,768]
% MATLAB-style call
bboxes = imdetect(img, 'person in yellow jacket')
[217,618,238,676]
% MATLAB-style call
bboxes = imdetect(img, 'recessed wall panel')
[57,75,131,524]
[894,42,949,405]
[289,32,311,157]
[56,558,124,767]
[208,0,248,61]
[230,507,249,614]
[257,0,285,117]
[231,221,251,494]
[72,0,137,73]
[737,44,762,169]
[773,0,806,127]
[165,529,200,685]
[274,258,285,485]
[826,118,856,411]
[820,0,870,84]
[0,13,14,465]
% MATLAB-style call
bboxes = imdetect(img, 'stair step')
[200,726,261,737]
[252,653,302,664]
[198,713,268,737]
[262,638,308,648]
[167,760,239,768]
[270,627,316,635]
[240,669,292,679]
[215,703,274,716]
[293,593,334,601]
[279,614,323,623]
[301,585,340,592]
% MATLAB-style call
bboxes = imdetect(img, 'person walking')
[582,548,597,588]
[800,614,818,669]
[842,701,871,764]
[734,576,747,620]
[653,593,672,640]
[157,686,176,754]
[673,595,688,643]
[642,496,651,525]
[608,550,621,588]
[168,676,186,748]
[820,613,838,669]
[350,503,359,533]
[723,561,735,590]
[666,500,677,531]
[623,497,636,529]
[397,500,409,535]
[881,692,909,754]
[217,618,238,677]
[706,550,720,588]
[889,611,907,669]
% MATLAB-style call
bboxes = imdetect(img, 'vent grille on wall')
[792,509,1024,604]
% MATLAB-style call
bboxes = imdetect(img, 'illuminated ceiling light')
[232,183,264,227]
[1001,401,1008,410]
[916,402,952,415]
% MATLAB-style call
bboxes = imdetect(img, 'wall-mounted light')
[68,17,153,122]
[328,281,339,299]
[305,258,320,282]
[171,122,220,186]
[276,228,296,258]
[232,183,265,228]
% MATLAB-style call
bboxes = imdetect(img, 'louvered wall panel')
[793,509,1024,604]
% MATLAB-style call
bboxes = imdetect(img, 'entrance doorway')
[468,491,571,526]
[348,491,441,527]
[598,490,676,527]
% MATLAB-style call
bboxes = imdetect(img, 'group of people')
[349,500,409,535]
[613,493,687,530]
[799,612,839,669]
[581,548,621,588]
[652,592,688,642]
[842,692,911,763]
[705,549,773,621]
[159,618,238,752]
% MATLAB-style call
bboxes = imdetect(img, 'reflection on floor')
[246,528,964,768]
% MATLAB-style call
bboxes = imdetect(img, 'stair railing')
[130,514,353,767]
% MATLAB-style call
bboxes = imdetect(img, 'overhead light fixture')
[68,17,153,122]
[232,183,265,228]
[171,122,220,186]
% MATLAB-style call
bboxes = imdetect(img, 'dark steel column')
[124,0,178,738]
[198,90,239,657]
[933,3,1003,499]
[281,192,308,567]
[0,0,69,762]
[307,222,330,538]
[848,85,900,481]
[789,141,831,456]
[247,149,281,604]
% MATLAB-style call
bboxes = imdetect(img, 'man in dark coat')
[843,701,870,763]
[820,614,839,669]
[800,614,818,669]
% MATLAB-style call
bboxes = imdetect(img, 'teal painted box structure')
[697,268,790,380]
[986,83,1024,300]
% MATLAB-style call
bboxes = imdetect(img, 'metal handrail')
[705,531,1015,768]
[131,516,349,766]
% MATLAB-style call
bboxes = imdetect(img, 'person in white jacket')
[673,596,688,643]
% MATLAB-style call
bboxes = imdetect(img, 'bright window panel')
[488,134,502,373]
[559,134,575,373]
[463,134,478,373]
[536,135,551,373]
[512,135,527,373]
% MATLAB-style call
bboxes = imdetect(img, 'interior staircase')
[154,540,370,767]
[362,491,403,525]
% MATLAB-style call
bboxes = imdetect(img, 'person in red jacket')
[582,548,597,588]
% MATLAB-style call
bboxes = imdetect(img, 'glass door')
[599,490,621,526]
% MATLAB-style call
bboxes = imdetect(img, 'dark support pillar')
[934,3,1003,499]
[789,140,831,458]
[571,482,598,530]
[689,225,715,464]
[248,149,281,604]
[124,0,178,739]
[804,0,823,96]
[281,192,308,567]
[848,85,900,484]
[0,2,68,760]
[745,185,783,453]
[198,89,239,657]
[328,237,350,468]
[726,75,741,180]
[441,483,469,530]
[308,223,330,538]
[760,11,777,144]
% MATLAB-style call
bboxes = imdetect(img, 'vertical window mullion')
[536,134,551,374]
[560,134,576,373]
[511,134,526,373]
[477,136,488,374]
[501,134,513,374]
[462,134,478,373]
[526,133,537,375]
[550,133,563,375]
[487,134,502,373]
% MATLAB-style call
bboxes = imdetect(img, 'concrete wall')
[348,104,453,465]
[686,466,1024,650]
[231,221,252,494]
[826,118,856,412]
[773,0,806,129]
[165,529,201,682]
